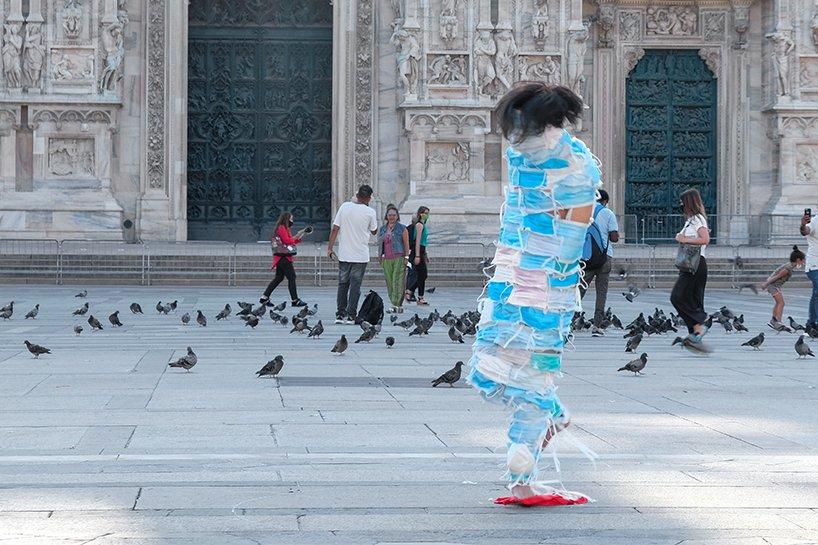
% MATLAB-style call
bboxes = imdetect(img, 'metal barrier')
[146,241,233,285]
[0,239,60,284]
[636,214,805,245]
[59,240,147,285]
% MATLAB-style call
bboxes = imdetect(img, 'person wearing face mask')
[260,212,309,307]
[378,204,410,313]
[405,206,431,305]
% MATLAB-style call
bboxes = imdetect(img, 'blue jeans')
[337,261,367,318]
[808,269,818,327]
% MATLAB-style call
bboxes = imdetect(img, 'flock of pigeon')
[3,289,473,388]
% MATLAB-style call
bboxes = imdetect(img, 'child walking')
[761,245,806,329]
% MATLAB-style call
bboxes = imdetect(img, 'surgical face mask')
[421,213,430,222]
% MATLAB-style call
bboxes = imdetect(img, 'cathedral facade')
[0,0,813,243]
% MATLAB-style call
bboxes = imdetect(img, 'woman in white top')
[800,209,818,332]
[670,188,711,352]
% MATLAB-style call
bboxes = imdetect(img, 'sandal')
[417,298,429,306]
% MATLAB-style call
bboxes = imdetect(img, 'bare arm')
[327,225,340,257]
[676,225,710,246]
[402,228,410,258]
[609,231,620,243]
[801,214,811,236]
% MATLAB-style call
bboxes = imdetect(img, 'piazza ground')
[0,284,817,544]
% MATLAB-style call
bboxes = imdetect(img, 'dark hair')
[496,82,584,142]
[357,185,373,198]
[384,203,400,221]
[679,188,706,218]
[274,211,293,229]
[597,189,610,204]
[791,245,806,263]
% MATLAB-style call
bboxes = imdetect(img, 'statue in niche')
[2,23,23,89]
[532,0,549,44]
[100,22,125,92]
[449,142,470,181]
[474,28,497,95]
[494,29,517,91]
[566,25,588,98]
[63,0,83,40]
[390,21,421,96]
[440,0,458,44]
[767,31,795,97]
[22,23,45,88]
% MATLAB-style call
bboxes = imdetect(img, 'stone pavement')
[0,283,817,544]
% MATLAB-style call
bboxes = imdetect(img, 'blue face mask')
[553,218,589,262]
[522,212,555,235]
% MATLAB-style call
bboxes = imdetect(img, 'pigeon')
[272,301,287,312]
[73,302,89,316]
[622,285,640,302]
[169,300,178,312]
[737,283,758,295]
[390,315,398,323]
[216,304,231,321]
[448,326,464,344]
[306,304,319,316]
[129,303,143,314]
[721,320,734,333]
[431,361,464,387]
[256,355,284,378]
[245,315,260,328]
[808,325,818,339]
[24,304,39,319]
[0,308,11,320]
[426,287,436,294]
[331,335,348,355]
[181,312,190,325]
[87,315,103,330]
[169,347,197,372]
[788,317,806,332]
[768,321,792,334]
[75,290,87,298]
[742,332,765,350]
[196,310,207,327]
[796,335,815,359]
[355,328,377,343]
[280,316,289,326]
[671,336,685,347]
[24,340,51,358]
[307,320,324,339]
[73,325,83,336]
[251,304,267,317]
[296,306,310,319]
[155,301,164,313]
[618,353,648,375]
[161,303,172,315]
[733,318,749,333]
[108,311,123,327]
[625,333,643,353]
[290,319,311,334]
[385,336,395,348]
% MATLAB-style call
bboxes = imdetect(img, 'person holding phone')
[800,207,818,333]
[260,212,310,307]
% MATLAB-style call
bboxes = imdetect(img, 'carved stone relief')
[474,28,497,95]
[645,6,698,37]
[48,138,95,178]
[100,22,124,92]
[566,25,588,97]
[619,11,641,42]
[597,4,615,48]
[767,31,795,98]
[732,1,750,49]
[146,0,167,190]
[22,23,45,88]
[62,0,83,40]
[390,20,421,97]
[354,0,374,187]
[427,54,467,85]
[800,57,818,90]
[796,144,818,183]
[407,112,488,134]
[624,47,645,74]
[439,0,459,45]
[50,47,94,82]
[698,48,721,78]
[532,0,549,45]
[494,28,517,91]
[517,54,560,83]
[424,142,470,181]
[701,11,726,42]
[2,22,23,89]
[812,13,818,47]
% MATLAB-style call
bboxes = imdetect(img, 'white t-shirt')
[805,220,818,271]
[679,214,708,258]
[333,201,377,263]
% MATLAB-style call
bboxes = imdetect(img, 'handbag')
[675,243,701,274]
[272,233,297,257]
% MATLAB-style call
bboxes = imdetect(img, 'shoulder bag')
[674,219,701,274]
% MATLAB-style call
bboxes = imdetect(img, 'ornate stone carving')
[567,25,588,97]
[767,31,794,98]
[596,4,615,48]
[796,144,818,183]
[51,48,94,81]
[619,11,641,42]
[390,21,421,97]
[117,0,129,26]
[731,1,751,49]
[100,22,124,92]
[698,48,721,78]
[22,23,45,88]
[354,0,374,187]
[494,28,517,91]
[146,0,166,190]
[624,47,645,74]
[440,0,458,44]
[532,0,549,45]
[31,109,112,129]
[517,54,560,83]
[800,57,818,90]
[62,0,83,40]
[2,23,23,89]
[424,142,470,181]
[779,116,818,138]
[390,0,403,20]
[645,6,698,36]
[812,13,818,47]
[701,11,726,42]
[407,112,488,134]
[427,54,467,85]
[48,138,95,178]
[474,28,497,95]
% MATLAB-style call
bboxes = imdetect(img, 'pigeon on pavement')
[795,335,815,359]
[245,315,260,328]
[742,332,765,350]
[256,355,284,378]
[625,333,643,353]
[216,304,231,320]
[88,315,103,330]
[788,317,806,332]
[181,312,190,325]
[768,321,792,334]
[196,310,207,327]
[75,290,87,298]
[448,326,464,343]
[72,302,89,316]
[24,304,39,319]
[385,336,395,348]
[307,320,324,339]
[155,301,164,313]
[618,353,648,375]
[331,335,348,355]
[108,311,123,327]
[73,325,83,336]
[431,361,464,387]
[672,336,684,347]
[24,340,51,358]
[169,347,197,372]
[130,303,143,314]
[273,301,287,312]
[355,328,377,343]
[622,285,640,302]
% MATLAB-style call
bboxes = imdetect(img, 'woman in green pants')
[378,204,411,313]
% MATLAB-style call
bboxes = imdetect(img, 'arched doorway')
[625,49,717,242]
[186,1,333,242]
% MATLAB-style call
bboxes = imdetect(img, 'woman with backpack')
[405,206,431,305]
[378,204,410,313]
[260,212,310,307]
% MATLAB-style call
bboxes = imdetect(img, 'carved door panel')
[187,0,332,242]
[625,49,717,240]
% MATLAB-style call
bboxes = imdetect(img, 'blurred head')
[275,211,293,229]
[791,245,806,266]
[679,188,706,218]
[496,82,584,144]
[597,189,610,205]
[356,184,374,205]
[384,204,400,223]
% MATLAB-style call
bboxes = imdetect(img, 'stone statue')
[117,0,130,26]
[63,0,83,39]
[449,142,470,181]
[767,31,795,97]
[567,26,588,98]
[532,0,549,44]
[474,28,497,95]
[494,29,517,91]
[100,22,125,92]
[22,23,45,89]
[2,23,23,89]
[440,0,458,43]
[390,22,421,96]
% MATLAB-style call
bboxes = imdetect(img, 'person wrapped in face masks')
[468,83,601,505]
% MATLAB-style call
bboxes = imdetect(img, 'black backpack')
[356,290,384,325]
[581,205,609,270]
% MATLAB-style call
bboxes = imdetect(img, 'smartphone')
[304,225,314,234]
[807,208,813,217]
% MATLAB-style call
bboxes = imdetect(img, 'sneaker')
[683,334,712,355]
[291,299,307,307]
[335,314,345,324]
[259,296,270,305]
[766,319,778,330]
[345,314,357,325]
[591,327,605,337]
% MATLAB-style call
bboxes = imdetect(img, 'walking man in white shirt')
[800,208,818,334]
[327,185,378,324]
[579,189,619,336]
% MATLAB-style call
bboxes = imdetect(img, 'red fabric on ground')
[494,494,590,507]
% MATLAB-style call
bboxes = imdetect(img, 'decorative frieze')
[517,54,560,83]
[48,137,95,178]
[353,0,375,187]
[424,142,470,181]
[619,11,641,42]
[645,6,697,37]
[698,48,721,79]
[146,0,166,190]
[50,47,94,82]
[439,0,458,45]
[701,11,726,42]
[531,0,550,45]
[62,0,83,40]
